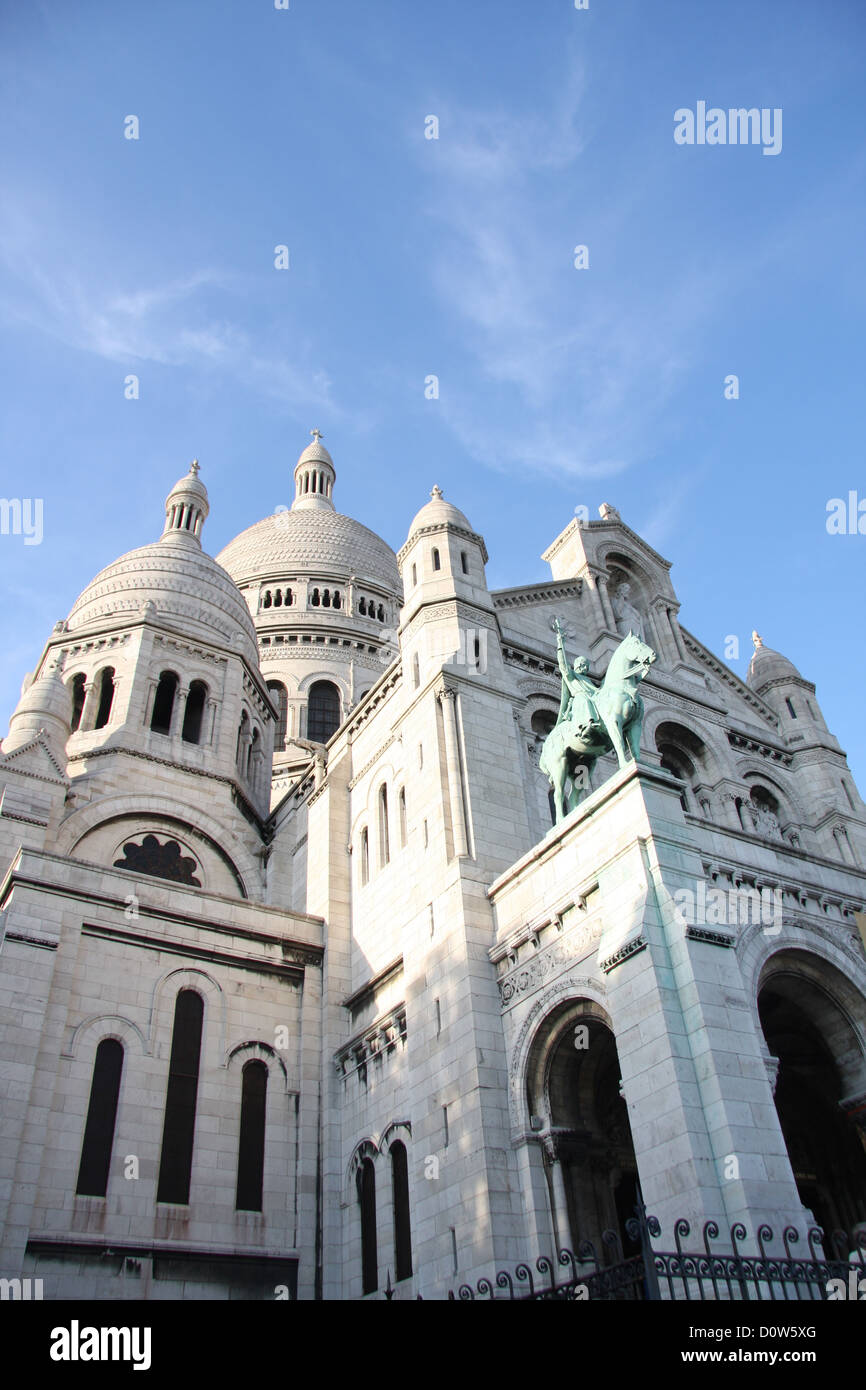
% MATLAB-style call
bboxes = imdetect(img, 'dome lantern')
[292,429,336,513]
[161,460,210,544]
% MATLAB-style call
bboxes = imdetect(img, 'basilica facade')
[1,433,865,1300]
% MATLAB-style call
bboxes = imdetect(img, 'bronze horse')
[539,630,656,822]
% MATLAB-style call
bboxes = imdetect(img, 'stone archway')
[758,951,866,1240]
[526,999,639,1258]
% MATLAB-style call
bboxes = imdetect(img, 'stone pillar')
[543,1135,573,1252]
[595,575,617,633]
[438,687,469,858]
[667,607,689,664]
[78,680,99,733]
[580,566,609,633]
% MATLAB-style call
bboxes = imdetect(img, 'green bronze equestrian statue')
[540,617,657,823]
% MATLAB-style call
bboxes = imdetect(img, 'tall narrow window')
[69,673,86,732]
[432,548,441,571]
[391,1141,413,1281]
[150,671,179,734]
[182,680,208,744]
[358,1158,378,1295]
[156,990,204,1205]
[378,784,390,867]
[785,697,797,719]
[76,1038,123,1197]
[94,667,115,729]
[267,682,288,751]
[413,653,420,689]
[236,1060,267,1211]
[360,827,369,885]
[460,551,468,575]
[307,680,340,743]
[399,788,407,847]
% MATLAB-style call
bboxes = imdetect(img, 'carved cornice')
[599,937,647,973]
[493,581,582,610]
[335,1004,407,1080]
[348,733,398,789]
[686,925,735,948]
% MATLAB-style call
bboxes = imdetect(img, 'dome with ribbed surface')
[747,632,805,692]
[217,509,402,595]
[407,484,474,541]
[66,536,259,661]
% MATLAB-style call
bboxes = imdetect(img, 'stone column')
[438,687,469,858]
[595,574,617,633]
[543,1135,574,1253]
[78,679,99,733]
[580,566,609,633]
[667,607,689,664]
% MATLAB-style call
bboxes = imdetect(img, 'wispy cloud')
[0,207,336,413]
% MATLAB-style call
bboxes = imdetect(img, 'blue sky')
[1,0,865,782]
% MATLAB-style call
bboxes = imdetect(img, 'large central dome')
[216,431,402,597]
[217,509,401,594]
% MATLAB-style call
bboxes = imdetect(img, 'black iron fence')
[449,1207,866,1301]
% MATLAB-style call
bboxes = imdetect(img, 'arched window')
[249,727,261,786]
[236,709,250,770]
[359,597,367,616]
[182,680,208,745]
[94,667,115,729]
[262,590,272,609]
[69,673,86,732]
[267,682,288,751]
[377,605,384,622]
[274,589,283,608]
[322,589,331,608]
[307,680,340,744]
[357,1158,378,1295]
[360,827,369,885]
[285,588,293,607]
[76,1038,124,1197]
[236,1060,268,1212]
[432,548,441,572]
[332,590,341,610]
[157,990,204,1205]
[150,671,179,735]
[311,588,320,607]
[378,784,390,867]
[399,788,407,847]
[531,709,557,738]
[391,1141,413,1281]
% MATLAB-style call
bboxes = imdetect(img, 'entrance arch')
[525,999,639,1257]
[758,950,866,1239]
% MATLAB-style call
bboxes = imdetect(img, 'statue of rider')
[552,618,599,736]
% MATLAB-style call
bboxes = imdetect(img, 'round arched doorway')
[527,1001,639,1257]
[758,952,866,1239]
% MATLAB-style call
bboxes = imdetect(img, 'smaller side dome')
[3,655,72,754]
[406,485,475,542]
[162,460,209,543]
[747,631,805,692]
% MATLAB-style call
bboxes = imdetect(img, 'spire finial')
[431,484,443,500]
[752,630,763,649]
[190,459,200,476]
[311,427,323,444]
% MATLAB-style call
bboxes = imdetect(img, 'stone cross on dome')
[431,484,443,500]
[311,428,323,443]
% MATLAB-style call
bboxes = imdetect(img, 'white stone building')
[1,433,865,1300]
